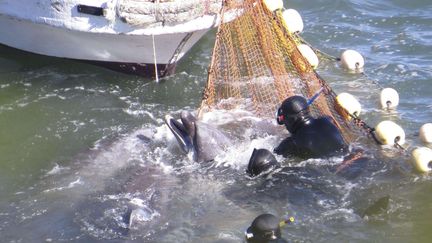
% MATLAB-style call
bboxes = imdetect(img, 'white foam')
[43,177,83,193]
[130,198,146,207]
[322,208,360,223]
[129,207,161,229]
[153,124,173,142]
[195,109,282,169]
[213,134,280,170]
[297,155,344,168]
[46,163,69,176]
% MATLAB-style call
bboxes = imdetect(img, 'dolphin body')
[165,111,233,162]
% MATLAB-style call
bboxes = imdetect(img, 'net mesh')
[199,0,362,143]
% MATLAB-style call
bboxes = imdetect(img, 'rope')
[298,34,399,112]
[361,71,384,89]
[335,150,364,174]
[296,34,340,62]
[152,34,159,82]
[297,38,407,145]
[350,113,409,155]
[152,0,160,82]
[296,34,387,90]
[309,43,408,152]
[351,114,381,145]
[394,136,407,151]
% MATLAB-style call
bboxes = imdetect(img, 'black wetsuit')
[247,96,353,177]
[274,116,347,158]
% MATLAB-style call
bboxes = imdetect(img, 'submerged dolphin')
[164,111,233,162]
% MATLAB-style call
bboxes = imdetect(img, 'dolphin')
[164,111,233,162]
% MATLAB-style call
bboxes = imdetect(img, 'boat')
[0,0,222,77]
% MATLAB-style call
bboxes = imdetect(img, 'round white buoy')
[262,0,284,12]
[411,147,432,173]
[375,120,405,146]
[297,44,319,68]
[340,50,365,71]
[336,92,362,119]
[282,9,304,33]
[380,88,399,109]
[419,123,432,144]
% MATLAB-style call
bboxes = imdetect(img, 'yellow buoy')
[340,50,365,71]
[282,9,304,33]
[375,120,405,146]
[419,123,432,144]
[411,147,432,173]
[262,0,284,12]
[380,88,399,109]
[336,92,362,119]
[297,44,319,68]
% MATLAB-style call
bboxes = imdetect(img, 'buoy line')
[293,25,402,111]
[296,35,388,89]
[296,35,341,62]
[261,0,432,173]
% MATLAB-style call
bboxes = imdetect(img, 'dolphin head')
[164,111,232,163]
[180,111,197,138]
[164,113,198,161]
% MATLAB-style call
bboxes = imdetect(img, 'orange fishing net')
[199,0,361,143]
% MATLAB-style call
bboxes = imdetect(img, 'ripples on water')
[0,0,432,242]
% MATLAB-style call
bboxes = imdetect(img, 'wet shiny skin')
[1,0,432,241]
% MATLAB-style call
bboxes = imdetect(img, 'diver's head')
[276,95,311,133]
[247,149,279,177]
[245,214,283,243]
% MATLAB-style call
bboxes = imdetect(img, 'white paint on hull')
[0,0,219,64]
[0,14,208,64]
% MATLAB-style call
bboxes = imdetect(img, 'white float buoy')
[336,92,362,119]
[411,147,432,173]
[419,123,432,144]
[282,9,304,33]
[262,0,284,12]
[375,120,405,146]
[340,50,365,71]
[297,44,319,68]
[380,88,399,109]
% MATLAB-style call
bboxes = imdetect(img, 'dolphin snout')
[164,115,195,156]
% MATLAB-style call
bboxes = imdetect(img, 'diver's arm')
[274,137,297,157]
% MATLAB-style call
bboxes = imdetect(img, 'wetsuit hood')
[277,95,312,133]
[246,214,282,243]
[247,148,279,176]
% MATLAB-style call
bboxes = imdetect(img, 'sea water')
[0,0,432,242]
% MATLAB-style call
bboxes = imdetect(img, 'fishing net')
[199,0,362,143]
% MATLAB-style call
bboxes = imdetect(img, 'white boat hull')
[0,0,222,77]
[0,14,209,77]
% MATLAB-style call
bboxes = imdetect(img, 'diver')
[247,95,350,176]
[245,213,292,243]
[274,95,347,158]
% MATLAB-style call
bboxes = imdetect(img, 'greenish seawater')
[0,0,431,242]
